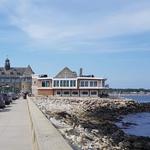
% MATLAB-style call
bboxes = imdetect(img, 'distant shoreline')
[109,93,150,97]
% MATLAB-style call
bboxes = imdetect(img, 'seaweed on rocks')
[33,96,150,150]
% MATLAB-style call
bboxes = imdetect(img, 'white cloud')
[94,9,150,38]
[8,1,150,39]
[1,0,150,52]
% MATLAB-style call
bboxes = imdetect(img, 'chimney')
[79,68,83,77]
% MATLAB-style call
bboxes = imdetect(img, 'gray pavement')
[0,99,32,150]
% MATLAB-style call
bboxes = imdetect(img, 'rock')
[112,129,125,143]
[33,96,150,150]
[76,136,83,143]
[91,129,99,135]
[132,142,143,149]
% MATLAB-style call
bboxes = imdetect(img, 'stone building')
[0,58,34,93]
[32,67,108,97]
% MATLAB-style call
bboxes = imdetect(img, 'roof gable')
[23,65,34,75]
[54,67,77,78]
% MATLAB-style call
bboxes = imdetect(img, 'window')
[102,80,105,87]
[63,91,70,95]
[32,79,36,85]
[91,91,97,95]
[66,80,69,87]
[59,80,62,87]
[54,81,56,87]
[72,91,78,95]
[1,78,4,82]
[57,91,61,95]
[57,92,60,94]
[94,81,97,87]
[27,78,31,82]
[56,80,59,87]
[73,80,76,87]
[5,78,10,82]
[63,80,67,87]
[42,81,50,87]
[80,81,89,87]
[59,80,70,87]
[85,81,88,87]
[12,78,15,82]
[63,80,69,87]
[70,80,76,87]
[90,81,94,87]
[23,78,27,81]
[80,81,84,87]
[46,81,50,87]
[16,78,20,82]
[70,80,73,87]
[82,91,88,95]
[42,81,45,87]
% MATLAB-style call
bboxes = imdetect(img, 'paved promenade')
[0,99,32,150]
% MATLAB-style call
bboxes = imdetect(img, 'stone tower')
[5,58,10,70]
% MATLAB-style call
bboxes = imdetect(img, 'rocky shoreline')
[32,96,150,150]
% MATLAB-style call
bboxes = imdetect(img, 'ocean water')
[117,95,150,137]
[117,112,150,137]
[123,95,150,103]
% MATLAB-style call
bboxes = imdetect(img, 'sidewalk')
[0,99,32,150]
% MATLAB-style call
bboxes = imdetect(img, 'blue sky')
[0,0,150,88]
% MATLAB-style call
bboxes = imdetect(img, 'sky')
[0,0,150,88]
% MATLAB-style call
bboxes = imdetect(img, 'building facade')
[32,67,108,97]
[0,58,34,93]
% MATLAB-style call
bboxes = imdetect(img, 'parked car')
[0,94,5,108]
[8,92,18,100]
[7,94,13,102]
[1,93,11,105]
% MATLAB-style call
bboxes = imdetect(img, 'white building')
[32,67,108,97]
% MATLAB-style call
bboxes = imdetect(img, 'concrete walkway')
[0,99,32,150]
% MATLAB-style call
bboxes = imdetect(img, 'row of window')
[42,81,50,87]
[53,80,76,87]
[56,90,98,96]
[0,79,21,82]
[0,72,21,75]
[0,78,31,82]
[80,81,98,87]
[41,80,102,87]
[41,80,76,87]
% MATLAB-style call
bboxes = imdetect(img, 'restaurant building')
[32,67,108,97]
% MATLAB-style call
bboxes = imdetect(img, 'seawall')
[27,97,73,150]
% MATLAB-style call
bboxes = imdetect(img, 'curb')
[27,98,73,150]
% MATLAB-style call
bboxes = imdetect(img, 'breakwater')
[33,96,150,150]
